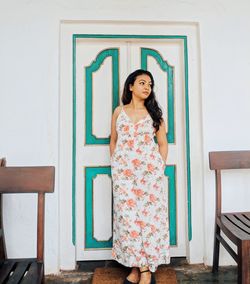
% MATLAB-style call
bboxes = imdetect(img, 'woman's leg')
[139,266,152,284]
[126,267,140,283]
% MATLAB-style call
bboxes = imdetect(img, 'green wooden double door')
[73,36,191,260]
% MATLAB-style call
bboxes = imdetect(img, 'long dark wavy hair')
[121,69,163,132]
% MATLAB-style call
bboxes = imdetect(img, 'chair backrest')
[0,163,55,261]
[209,151,250,170]
[209,151,250,217]
[0,167,55,194]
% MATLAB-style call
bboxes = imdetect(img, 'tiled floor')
[45,258,238,283]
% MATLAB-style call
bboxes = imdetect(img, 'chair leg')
[212,224,220,273]
[238,241,250,284]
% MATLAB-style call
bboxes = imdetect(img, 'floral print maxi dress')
[111,106,170,272]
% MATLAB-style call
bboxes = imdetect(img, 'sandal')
[140,269,156,284]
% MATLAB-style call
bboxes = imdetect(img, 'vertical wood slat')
[0,158,7,260]
[37,193,45,262]
[215,170,222,217]
[0,158,6,167]
[238,241,250,284]
[0,195,6,260]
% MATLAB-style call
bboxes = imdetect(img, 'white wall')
[0,0,250,274]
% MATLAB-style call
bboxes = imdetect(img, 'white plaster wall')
[0,0,250,274]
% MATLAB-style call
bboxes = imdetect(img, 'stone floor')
[45,258,238,283]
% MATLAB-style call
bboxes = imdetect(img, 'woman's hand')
[110,106,120,157]
[155,118,168,162]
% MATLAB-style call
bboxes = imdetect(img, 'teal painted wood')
[165,165,177,246]
[73,35,187,39]
[85,48,119,144]
[72,34,192,246]
[84,165,176,249]
[72,36,76,245]
[141,48,175,144]
[85,167,113,248]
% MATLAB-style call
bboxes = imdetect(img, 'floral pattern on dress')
[111,107,170,272]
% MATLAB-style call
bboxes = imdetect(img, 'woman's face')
[129,74,152,100]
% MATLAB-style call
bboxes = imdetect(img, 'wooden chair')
[0,159,55,283]
[209,151,250,284]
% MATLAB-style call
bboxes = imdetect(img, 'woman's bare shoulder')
[113,105,123,117]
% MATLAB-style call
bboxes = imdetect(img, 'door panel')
[75,38,187,260]
[75,41,125,260]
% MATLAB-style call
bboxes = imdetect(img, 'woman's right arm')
[110,106,120,157]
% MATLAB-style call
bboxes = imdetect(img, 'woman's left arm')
[155,118,168,163]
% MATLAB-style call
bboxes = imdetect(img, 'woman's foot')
[125,267,140,283]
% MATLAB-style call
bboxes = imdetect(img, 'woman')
[110,69,170,284]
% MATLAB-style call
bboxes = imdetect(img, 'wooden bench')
[0,158,55,283]
[209,151,250,284]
